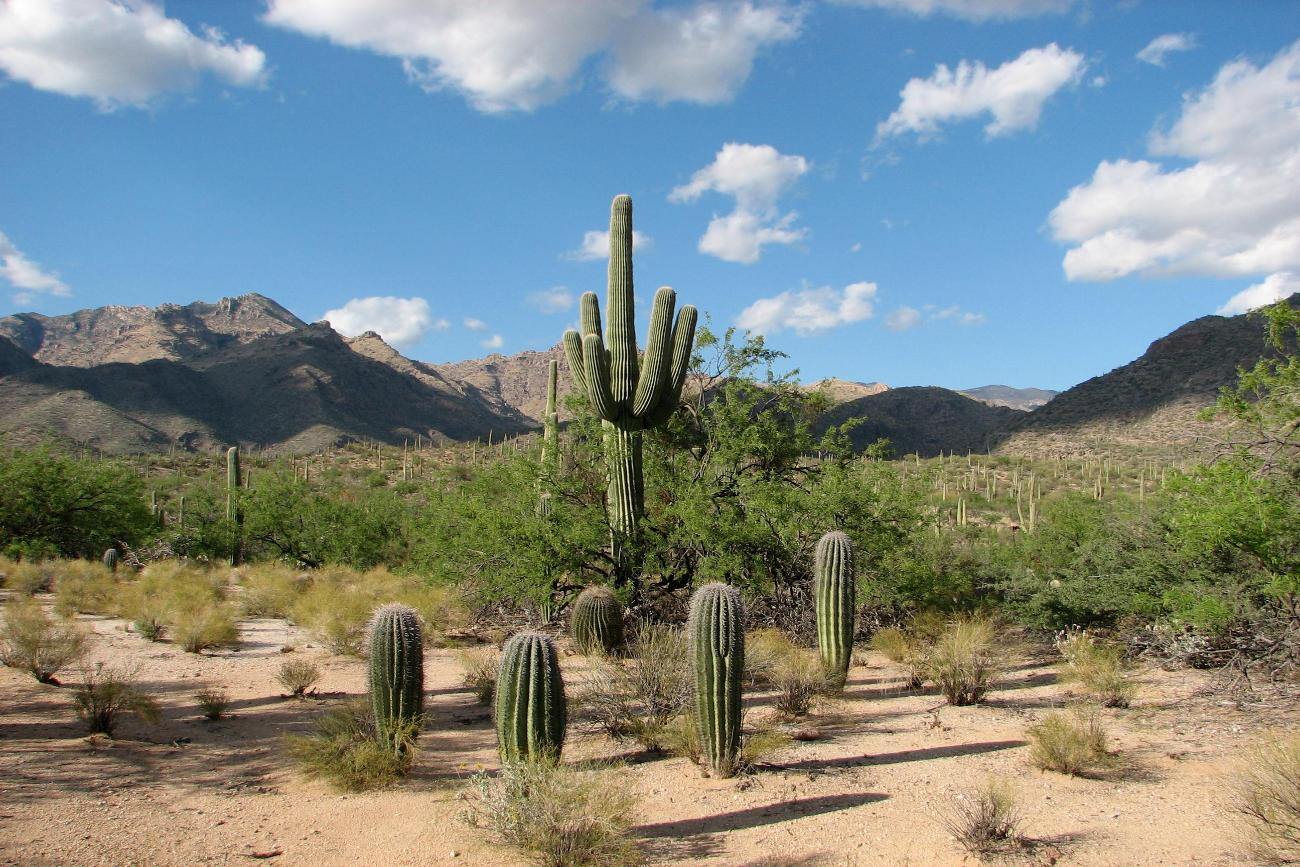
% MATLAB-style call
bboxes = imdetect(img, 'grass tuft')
[287,700,416,791]
[455,647,499,705]
[0,597,87,683]
[944,779,1023,857]
[74,663,162,736]
[1027,706,1112,776]
[919,616,1004,706]
[276,659,322,697]
[1056,629,1137,708]
[195,686,230,720]
[1233,732,1300,863]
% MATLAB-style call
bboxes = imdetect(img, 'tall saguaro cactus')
[226,446,244,566]
[368,604,424,754]
[563,195,697,587]
[495,632,567,764]
[689,583,744,778]
[537,359,559,516]
[814,530,855,690]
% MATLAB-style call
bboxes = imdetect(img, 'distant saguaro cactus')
[495,631,566,764]
[226,446,243,566]
[570,586,623,655]
[538,359,559,516]
[814,531,855,690]
[562,195,697,588]
[102,548,119,573]
[368,604,424,753]
[689,583,744,777]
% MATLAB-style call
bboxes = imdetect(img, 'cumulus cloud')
[736,281,877,336]
[1217,272,1300,316]
[885,306,921,331]
[463,317,488,331]
[567,229,651,262]
[530,287,576,313]
[322,296,440,347]
[1049,40,1300,315]
[877,43,1086,141]
[670,142,809,263]
[931,304,987,324]
[832,0,1073,21]
[481,334,504,350]
[0,0,266,110]
[1137,33,1196,68]
[264,0,798,113]
[0,231,70,306]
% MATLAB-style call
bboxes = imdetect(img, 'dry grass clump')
[0,597,87,683]
[1233,732,1300,863]
[1027,707,1112,776]
[239,563,309,618]
[944,780,1023,856]
[463,761,641,867]
[52,560,120,615]
[277,659,322,697]
[580,624,691,751]
[870,626,914,663]
[1056,629,1137,708]
[74,663,162,736]
[659,713,791,774]
[195,686,230,720]
[7,560,56,595]
[745,628,797,686]
[770,648,832,718]
[456,647,500,705]
[119,561,237,651]
[287,699,417,791]
[290,567,463,655]
[919,616,1005,706]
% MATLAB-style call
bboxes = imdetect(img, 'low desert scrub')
[1027,707,1112,776]
[195,686,230,720]
[1233,732,1300,863]
[944,780,1023,857]
[660,713,791,774]
[870,626,914,663]
[456,647,499,705]
[0,597,88,682]
[771,648,831,717]
[462,761,641,867]
[287,699,417,791]
[239,563,309,618]
[580,624,691,750]
[52,560,120,615]
[1056,629,1137,708]
[7,560,55,595]
[277,659,322,697]
[745,628,797,686]
[74,664,162,736]
[919,616,1005,706]
[119,562,233,648]
[908,609,950,643]
[169,597,239,653]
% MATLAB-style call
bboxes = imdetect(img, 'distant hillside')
[960,385,1057,411]
[432,344,575,425]
[804,378,890,404]
[818,386,1025,457]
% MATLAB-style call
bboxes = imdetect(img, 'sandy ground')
[1,599,1296,866]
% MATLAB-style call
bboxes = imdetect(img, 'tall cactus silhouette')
[562,195,697,587]
[368,604,424,754]
[495,632,566,764]
[226,446,244,566]
[537,359,559,516]
[689,583,744,778]
[814,531,855,690]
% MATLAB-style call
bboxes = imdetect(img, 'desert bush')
[870,626,914,663]
[456,647,499,705]
[908,609,950,643]
[659,712,702,764]
[53,560,120,616]
[1233,732,1300,863]
[738,722,793,772]
[1056,629,1137,708]
[462,760,641,867]
[919,616,1004,706]
[167,580,239,653]
[745,628,796,686]
[290,569,389,655]
[944,780,1022,856]
[195,686,230,720]
[239,563,309,618]
[770,648,831,717]
[580,624,691,750]
[74,663,161,736]
[0,597,88,682]
[1027,707,1111,776]
[277,659,322,697]
[287,699,416,791]
[400,581,469,642]
[8,560,55,595]
[119,561,225,644]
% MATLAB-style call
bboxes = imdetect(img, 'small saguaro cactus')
[689,582,745,778]
[226,446,244,566]
[814,530,855,690]
[495,631,566,764]
[102,548,119,573]
[368,604,424,753]
[537,358,559,516]
[570,586,623,655]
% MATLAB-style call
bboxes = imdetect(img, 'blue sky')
[1,1,1298,392]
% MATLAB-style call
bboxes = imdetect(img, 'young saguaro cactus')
[102,548,119,573]
[495,632,566,764]
[226,446,244,566]
[537,359,559,516]
[814,530,855,690]
[562,195,697,582]
[570,586,623,655]
[368,604,424,753]
[689,582,744,778]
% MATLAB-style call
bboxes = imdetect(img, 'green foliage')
[570,586,623,655]
[689,582,744,778]
[288,700,415,791]
[277,659,321,697]
[1234,732,1300,863]
[194,686,229,720]
[1027,707,1112,776]
[1056,629,1137,708]
[368,603,424,754]
[52,559,119,615]
[0,597,87,682]
[919,616,1004,706]
[495,632,566,765]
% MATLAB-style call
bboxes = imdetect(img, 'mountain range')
[0,292,1290,457]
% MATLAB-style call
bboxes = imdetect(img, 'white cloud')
[885,305,921,331]
[832,0,1073,21]
[1,231,70,306]
[0,0,266,110]
[530,287,576,314]
[463,317,488,331]
[1137,33,1196,68]
[877,43,1086,141]
[433,317,451,330]
[567,229,652,262]
[736,281,877,336]
[1217,272,1299,316]
[264,0,797,113]
[481,334,504,350]
[670,142,809,264]
[1049,40,1300,301]
[322,296,438,347]
[849,241,863,253]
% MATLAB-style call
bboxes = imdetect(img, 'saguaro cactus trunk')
[226,446,243,566]
[495,631,566,764]
[562,195,697,592]
[814,530,855,690]
[689,582,744,778]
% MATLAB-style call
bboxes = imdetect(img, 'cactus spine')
[814,531,855,689]
[689,583,744,778]
[102,548,119,573]
[562,195,697,589]
[495,632,566,764]
[570,586,623,655]
[368,604,424,753]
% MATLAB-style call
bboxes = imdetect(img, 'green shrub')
[770,648,831,718]
[1233,732,1300,863]
[0,598,88,682]
[287,700,416,791]
[277,659,322,697]
[53,560,120,616]
[944,780,1022,856]
[1027,707,1111,776]
[74,663,162,735]
[239,563,308,618]
[195,686,229,720]
[870,626,913,663]
[580,625,691,751]
[744,628,796,687]
[167,584,239,653]
[1056,629,1137,708]
[9,560,55,595]
[919,617,1005,706]
[456,647,499,705]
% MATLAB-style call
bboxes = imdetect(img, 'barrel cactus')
[689,582,745,778]
[814,530,855,690]
[495,631,566,764]
[102,548,119,573]
[570,586,623,655]
[368,604,424,753]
